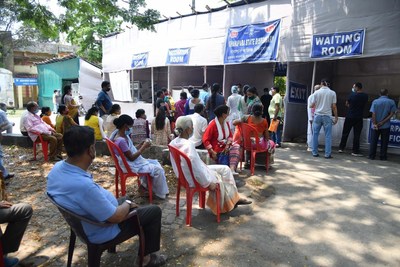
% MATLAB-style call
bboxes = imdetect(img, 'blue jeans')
[312,115,333,157]
[271,124,282,146]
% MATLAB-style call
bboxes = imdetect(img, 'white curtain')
[109,71,132,101]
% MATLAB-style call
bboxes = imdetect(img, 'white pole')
[311,61,317,94]
[222,65,226,97]
[203,66,207,84]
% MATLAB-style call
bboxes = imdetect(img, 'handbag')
[268,119,280,132]
[217,152,229,166]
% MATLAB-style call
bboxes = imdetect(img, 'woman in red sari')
[203,105,241,175]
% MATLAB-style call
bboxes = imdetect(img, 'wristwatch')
[125,199,132,205]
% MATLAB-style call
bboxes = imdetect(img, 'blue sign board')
[131,52,148,68]
[311,29,365,58]
[166,48,191,65]
[224,19,281,64]
[14,78,38,86]
[288,81,308,104]
[368,120,400,147]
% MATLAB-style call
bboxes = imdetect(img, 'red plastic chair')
[30,131,49,161]
[105,138,153,203]
[241,123,270,175]
[168,144,221,226]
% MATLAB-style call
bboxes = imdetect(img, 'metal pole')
[311,61,317,94]
[203,66,207,84]
[151,67,154,116]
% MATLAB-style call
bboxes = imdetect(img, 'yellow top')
[84,115,102,140]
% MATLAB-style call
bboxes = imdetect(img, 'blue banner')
[14,78,38,86]
[368,120,400,147]
[288,81,308,104]
[311,29,365,58]
[166,48,191,65]
[224,19,281,64]
[131,52,148,68]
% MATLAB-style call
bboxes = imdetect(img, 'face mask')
[249,96,255,100]
[269,91,273,96]
[125,128,132,136]
[352,88,356,93]
[33,108,39,114]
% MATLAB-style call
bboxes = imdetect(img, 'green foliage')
[274,76,287,96]
[1,0,160,64]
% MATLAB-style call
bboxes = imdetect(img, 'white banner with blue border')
[224,19,281,64]
[311,29,365,59]
[166,48,191,65]
[131,52,148,69]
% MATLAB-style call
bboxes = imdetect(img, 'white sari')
[169,137,240,214]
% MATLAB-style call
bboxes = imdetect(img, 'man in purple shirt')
[23,101,63,161]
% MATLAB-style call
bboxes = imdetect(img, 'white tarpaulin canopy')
[78,59,103,110]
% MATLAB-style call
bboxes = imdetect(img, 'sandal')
[236,198,252,206]
[145,253,167,267]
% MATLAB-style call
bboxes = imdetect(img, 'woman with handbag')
[202,105,241,175]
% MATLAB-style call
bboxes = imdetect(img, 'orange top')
[246,116,268,137]
[42,115,55,129]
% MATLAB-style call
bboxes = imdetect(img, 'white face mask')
[352,88,356,93]
[269,90,273,96]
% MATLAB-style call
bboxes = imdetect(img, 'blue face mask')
[125,128,132,136]
[33,108,39,114]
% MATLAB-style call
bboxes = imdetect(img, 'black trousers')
[339,117,363,153]
[369,128,390,160]
[115,200,162,256]
[0,203,33,254]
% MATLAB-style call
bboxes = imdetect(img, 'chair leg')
[67,229,76,267]
[186,190,194,226]
[250,152,256,175]
[176,184,181,217]
[146,175,153,203]
[0,241,4,267]
[33,143,37,161]
[115,171,119,198]
[121,176,127,196]
[265,152,269,174]
[87,246,102,267]
[42,142,49,161]
[216,187,221,223]
[199,191,206,209]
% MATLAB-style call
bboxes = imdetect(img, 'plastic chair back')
[105,138,153,202]
[46,192,144,267]
[241,123,269,175]
[30,131,49,161]
[168,144,220,226]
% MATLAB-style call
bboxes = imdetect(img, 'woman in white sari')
[169,116,251,214]
[110,114,169,199]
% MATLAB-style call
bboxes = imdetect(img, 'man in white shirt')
[306,85,321,151]
[310,79,338,158]
[188,104,208,149]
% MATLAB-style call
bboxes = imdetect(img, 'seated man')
[47,126,166,266]
[0,103,15,134]
[0,200,33,267]
[24,101,63,161]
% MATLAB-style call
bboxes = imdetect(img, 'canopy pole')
[167,66,171,90]
[311,61,317,94]
[222,65,226,97]
[203,66,207,84]
[151,67,154,116]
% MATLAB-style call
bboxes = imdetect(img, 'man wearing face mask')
[268,86,283,148]
[338,82,368,156]
[24,101,63,162]
[96,81,113,119]
[47,126,167,267]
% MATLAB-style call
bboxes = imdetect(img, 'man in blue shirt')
[96,81,113,118]
[338,82,368,156]
[368,89,397,160]
[47,126,166,266]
